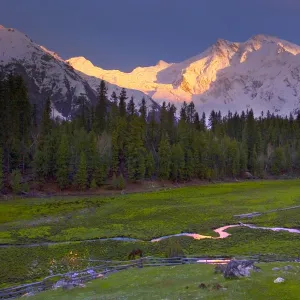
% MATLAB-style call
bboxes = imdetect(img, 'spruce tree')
[183,149,194,180]
[93,160,107,187]
[139,97,147,122]
[119,88,127,117]
[127,96,136,117]
[158,134,171,180]
[76,95,89,130]
[170,144,184,181]
[95,80,107,133]
[41,97,52,137]
[272,147,285,175]
[11,169,22,194]
[0,148,3,191]
[145,152,155,178]
[108,91,119,130]
[56,134,70,189]
[126,116,146,181]
[75,152,88,190]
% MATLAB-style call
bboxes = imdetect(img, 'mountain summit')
[0,25,156,119]
[69,34,300,116]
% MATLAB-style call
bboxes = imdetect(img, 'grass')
[29,262,300,300]
[1,180,300,244]
[1,180,300,287]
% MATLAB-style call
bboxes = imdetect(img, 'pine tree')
[95,80,107,133]
[12,76,31,173]
[158,134,171,180]
[93,160,107,187]
[127,96,136,117]
[119,88,127,117]
[271,147,285,175]
[56,134,70,189]
[126,116,146,181]
[41,97,52,134]
[11,169,22,194]
[139,97,147,122]
[170,144,184,181]
[0,148,3,191]
[250,146,258,176]
[183,149,194,180]
[145,151,155,178]
[75,152,88,190]
[76,95,89,130]
[108,91,119,130]
[200,112,206,132]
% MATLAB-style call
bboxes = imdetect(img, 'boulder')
[223,260,257,279]
[274,277,285,283]
[283,265,293,271]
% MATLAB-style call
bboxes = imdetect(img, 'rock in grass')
[223,260,257,279]
[274,277,285,283]
[272,267,281,271]
[283,265,293,271]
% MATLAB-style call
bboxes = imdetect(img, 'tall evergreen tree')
[119,88,127,117]
[127,96,136,117]
[95,80,107,133]
[158,134,171,180]
[126,116,146,181]
[145,152,155,178]
[170,143,184,181]
[0,147,3,191]
[56,134,70,189]
[139,97,147,122]
[40,97,52,140]
[75,151,88,190]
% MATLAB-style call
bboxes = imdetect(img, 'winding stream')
[1,223,300,248]
[151,223,300,242]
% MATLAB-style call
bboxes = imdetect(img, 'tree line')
[1,74,300,192]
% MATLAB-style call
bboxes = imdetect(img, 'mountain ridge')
[68,34,300,116]
[0,25,157,119]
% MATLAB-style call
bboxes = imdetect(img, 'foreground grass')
[30,262,300,300]
[1,180,300,287]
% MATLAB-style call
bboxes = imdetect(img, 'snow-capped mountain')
[0,25,157,119]
[68,35,300,116]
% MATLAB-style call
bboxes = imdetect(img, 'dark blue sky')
[1,0,300,71]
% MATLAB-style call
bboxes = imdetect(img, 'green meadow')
[1,180,300,287]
